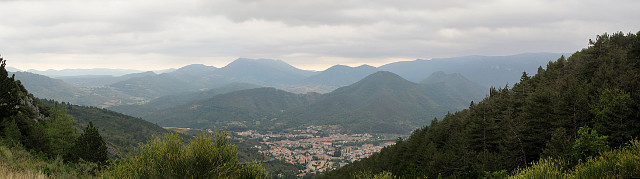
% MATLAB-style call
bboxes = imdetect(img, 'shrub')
[103,131,268,178]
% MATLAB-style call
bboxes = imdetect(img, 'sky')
[1,0,639,71]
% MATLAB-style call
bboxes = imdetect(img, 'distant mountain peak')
[334,71,414,93]
[25,68,143,77]
[421,71,472,84]
[122,71,156,78]
[5,66,21,72]
[361,71,407,82]
[325,64,376,70]
[356,64,376,68]
[173,64,217,74]
[227,58,289,67]
[219,58,316,82]
[324,65,351,71]
[176,64,216,70]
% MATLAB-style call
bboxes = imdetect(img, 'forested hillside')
[37,99,170,155]
[1,56,112,177]
[324,32,640,178]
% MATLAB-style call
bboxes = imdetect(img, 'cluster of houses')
[237,126,395,176]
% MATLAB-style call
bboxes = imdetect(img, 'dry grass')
[0,162,47,179]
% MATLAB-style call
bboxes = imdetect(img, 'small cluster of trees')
[44,103,109,164]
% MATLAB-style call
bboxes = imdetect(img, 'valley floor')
[237,125,398,177]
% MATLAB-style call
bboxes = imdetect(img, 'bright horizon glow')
[6,55,422,72]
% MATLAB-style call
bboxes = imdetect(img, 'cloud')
[0,0,639,71]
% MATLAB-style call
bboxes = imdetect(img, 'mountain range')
[11,53,563,109]
[57,71,157,87]
[26,68,144,77]
[110,71,487,134]
[12,71,140,108]
[5,66,21,72]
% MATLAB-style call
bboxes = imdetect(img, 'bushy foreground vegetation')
[324,32,640,178]
[2,56,268,178]
[510,139,640,179]
[103,131,267,178]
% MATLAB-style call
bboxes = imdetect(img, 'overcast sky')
[1,0,639,71]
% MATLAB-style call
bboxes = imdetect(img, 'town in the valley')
[236,126,396,177]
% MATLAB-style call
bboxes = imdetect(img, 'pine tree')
[591,89,636,146]
[1,118,22,147]
[74,121,108,164]
[46,102,77,159]
[0,55,21,122]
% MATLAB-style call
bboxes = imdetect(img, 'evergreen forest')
[322,32,640,178]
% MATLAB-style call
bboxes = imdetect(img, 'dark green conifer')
[0,55,21,121]
[74,121,108,164]
[46,102,77,159]
[1,118,22,147]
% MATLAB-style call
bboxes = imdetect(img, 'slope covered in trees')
[0,56,110,177]
[37,99,171,156]
[324,32,640,178]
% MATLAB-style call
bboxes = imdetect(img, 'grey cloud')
[0,0,639,70]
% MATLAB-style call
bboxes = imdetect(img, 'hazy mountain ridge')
[217,58,317,85]
[5,66,21,72]
[379,52,570,87]
[296,64,380,93]
[12,71,143,108]
[108,58,318,100]
[420,71,488,106]
[27,68,143,77]
[56,71,157,87]
[12,71,86,102]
